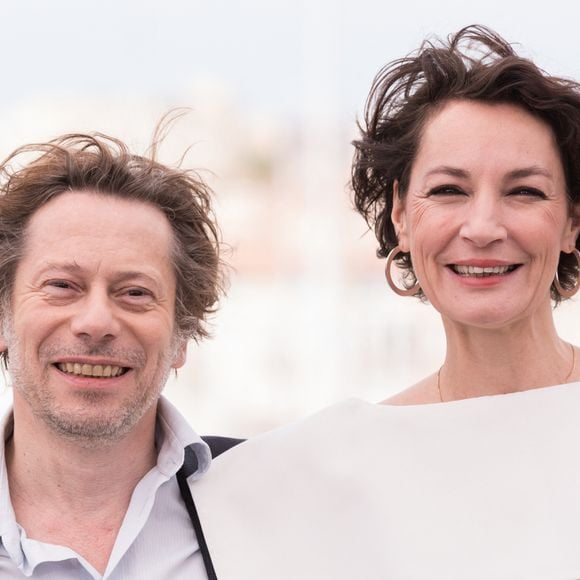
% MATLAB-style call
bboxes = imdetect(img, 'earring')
[554,248,580,298]
[385,245,421,296]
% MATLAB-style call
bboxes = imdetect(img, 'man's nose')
[69,289,121,342]
[458,194,508,248]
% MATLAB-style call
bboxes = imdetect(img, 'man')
[0,131,224,578]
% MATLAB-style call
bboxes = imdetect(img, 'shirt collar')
[153,395,212,481]
[0,390,21,564]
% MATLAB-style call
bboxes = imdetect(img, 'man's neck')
[7,403,158,509]
[5,398,159,574]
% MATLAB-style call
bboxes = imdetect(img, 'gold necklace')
[436,343,576,403]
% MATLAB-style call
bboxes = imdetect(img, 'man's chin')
[40,408,141,447]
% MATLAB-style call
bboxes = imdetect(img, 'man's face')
[3,190,186,445]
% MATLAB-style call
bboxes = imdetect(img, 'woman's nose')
[458,194,508,247]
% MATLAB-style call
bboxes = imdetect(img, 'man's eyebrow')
[112,271,161,287]
[40,261,83,274]
[38,263,161,286]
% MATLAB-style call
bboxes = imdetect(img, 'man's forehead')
[25,190,165,224]
[23,191,172,244]
[16,192,176,287]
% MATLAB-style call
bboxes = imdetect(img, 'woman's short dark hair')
[352,24,580,300]
[0,124,223,352]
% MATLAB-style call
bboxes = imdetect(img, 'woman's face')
[392,99,580,329]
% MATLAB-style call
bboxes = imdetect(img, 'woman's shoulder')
[382,374,439,406]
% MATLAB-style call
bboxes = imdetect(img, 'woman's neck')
[439,310,575,401]
[384,303,577,406]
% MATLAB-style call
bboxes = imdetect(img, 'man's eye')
[123,288,153,300]
[46,280,74,290]
[41,280,78,300]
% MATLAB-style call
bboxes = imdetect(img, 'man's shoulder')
[201,436,244,459]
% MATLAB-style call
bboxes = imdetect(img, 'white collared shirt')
[0,390,211,579]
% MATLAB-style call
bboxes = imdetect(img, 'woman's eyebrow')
[505,166,553,180]
[424,165,553,181]
[424,166,470,179]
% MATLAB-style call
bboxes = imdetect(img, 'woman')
[352,24,580,405]
[191,26,580,579]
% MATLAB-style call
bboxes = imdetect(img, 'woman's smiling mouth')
[448,264,521,277]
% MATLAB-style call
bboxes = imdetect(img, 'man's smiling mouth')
[448,264,520,277]
[55,363,129,378]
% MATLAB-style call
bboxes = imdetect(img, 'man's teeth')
[56,363,125,378]
[452,265,515,277]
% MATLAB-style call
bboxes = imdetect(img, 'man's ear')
[391,180,409,252]
[0,322,7,355]
[172,340,188,370]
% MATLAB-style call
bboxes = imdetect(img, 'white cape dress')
[191,382,580,579]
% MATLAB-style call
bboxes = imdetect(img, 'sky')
[2,0,578,125]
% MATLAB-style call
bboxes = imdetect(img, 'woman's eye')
[509,187,547,199]
[427,185,465,196]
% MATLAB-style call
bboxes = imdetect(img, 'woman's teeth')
[451,264,517,277]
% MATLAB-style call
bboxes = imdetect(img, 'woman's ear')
[563,203,580,253]
[391,180,409,252]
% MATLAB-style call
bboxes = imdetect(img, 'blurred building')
[0,80,579,437]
